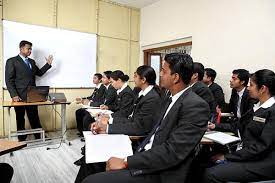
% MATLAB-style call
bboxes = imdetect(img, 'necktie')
[137,97,172,152]
[24,58,32,70]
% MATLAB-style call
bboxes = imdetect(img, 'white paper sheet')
[204,131,240,145]
[84,133,133,163]
[85,108,113,117]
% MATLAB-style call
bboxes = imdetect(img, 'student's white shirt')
[253,97,275,112]
[117,83,128,95]
[236,87,245,118]
[144,86,191,151]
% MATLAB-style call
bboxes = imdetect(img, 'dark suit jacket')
[101,84,117,106]
[108,85,135,118]
[87,84,106,107]
[127,88,210,183]
[108,88,162,136]
[225,102,275,178]
[209,82,225,108]
[215,88,257,134]
[5,55,51,100]
[192,81,217,115]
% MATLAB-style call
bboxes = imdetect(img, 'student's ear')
[240,80,245,86]
[173,73,180,84]
[260,85,268,94]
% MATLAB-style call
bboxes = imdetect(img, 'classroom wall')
[140,0,275,101]
[0,0,140,136]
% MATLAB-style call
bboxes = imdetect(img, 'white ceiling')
[110,0,160,8]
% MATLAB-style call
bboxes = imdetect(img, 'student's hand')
[82,99,90,105]
[211,153,225,162]
[91,121,107,134]
[100,105,108,110]
[45,55,53,65]
[12,96,21,102]
[99,115,110,125]
[106,157,127,171]
[208,122,216,130]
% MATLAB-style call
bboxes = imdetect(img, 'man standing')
[5,40,53,141]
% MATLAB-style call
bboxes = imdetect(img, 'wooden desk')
[1,101,70,143]
[0,139,27,156]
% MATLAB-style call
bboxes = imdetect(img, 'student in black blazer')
[5,40,53,141]
[203,68,225,109]
[93,65,162,136]
[75,73,106,135]
[74,66,162,182]
[209,69,256,135]
[203,69,275,183]
[100,70,135,118]
[75,72,116,135]
[81,71,117,132]
[190,62,217,121]
[81,53,210,183]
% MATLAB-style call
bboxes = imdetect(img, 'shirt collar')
[117,83,128,95]
[96,83,102,89]
[253,97,275,112]
[138,85,154,97]
[19,54,28,61]
[170,86,191,103]
[237,87,246,98]
[105,83,111,89]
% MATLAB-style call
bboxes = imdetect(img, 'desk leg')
[61,104,70,145]
[8,107,11,140]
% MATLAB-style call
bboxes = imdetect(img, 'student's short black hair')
[111,70,129,82]
[94,73,103,80]
[164,53,193,85]
[103,71,112,79]
[250,69,275,96]
[193,62,205,81]
[19,40,32,48]
[232,69,250,86]
[205,68,217,82]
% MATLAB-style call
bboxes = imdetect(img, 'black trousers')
[82,169,160,183]
[75,156,106,183]
[0,163,13,183]
[75,109,95,134]
[202,161,275,183]
[14,106,42,140]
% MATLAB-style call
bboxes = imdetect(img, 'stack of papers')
[85,108,113,117]
[83,131,133,163]
[204,131,240,145]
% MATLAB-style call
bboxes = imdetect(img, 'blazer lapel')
[16,55,32,74]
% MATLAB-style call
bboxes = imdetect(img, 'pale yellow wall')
[0,0,140,136]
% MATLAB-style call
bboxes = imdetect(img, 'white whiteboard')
[3,20,97,88]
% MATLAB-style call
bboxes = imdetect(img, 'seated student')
[81,71,117,132]
[208,69,256,135]
[0,163,13,183]
[100,70,135,118]
[74,66,162,182]
[75,73,106,136]
[202,69,275,183]
[94,65,162,136]
[203,68,225,109]
[77,53,210,183]
[190,62,217,121]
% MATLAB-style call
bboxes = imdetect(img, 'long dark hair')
[110,70,129,82]
[136,65,161,96]
[250,69,275,96]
